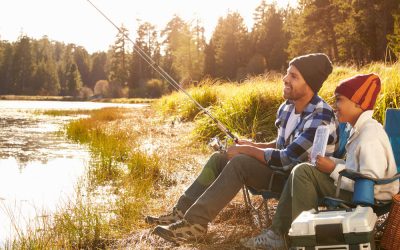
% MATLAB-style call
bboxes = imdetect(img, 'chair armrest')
[338,169,374,180]
[375,173,400,185]
[339,169,400,185]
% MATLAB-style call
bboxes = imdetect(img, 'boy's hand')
[315,155,336,174]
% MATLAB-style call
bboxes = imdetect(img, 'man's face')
[282,65,312,101]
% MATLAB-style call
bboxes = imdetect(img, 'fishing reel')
[208,137,228,153]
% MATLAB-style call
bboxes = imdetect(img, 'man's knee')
[204,152,228,171]
[197,152,227,186]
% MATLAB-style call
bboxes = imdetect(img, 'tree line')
[0,0,399,98]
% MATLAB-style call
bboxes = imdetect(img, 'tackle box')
[288,206,377,250]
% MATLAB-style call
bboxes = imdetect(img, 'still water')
[0,100,145,244]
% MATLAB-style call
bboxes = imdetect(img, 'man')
[242,73,399,249]
[146,53,337,243]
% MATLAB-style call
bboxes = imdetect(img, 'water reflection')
[0,157,86,243]
[0,112,82,166]
[0,100,145,244]
[0,100,146,167]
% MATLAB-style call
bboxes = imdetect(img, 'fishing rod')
[85,0,238,147]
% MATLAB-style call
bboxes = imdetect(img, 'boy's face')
[282,65,313,101]
[334,94,363,124]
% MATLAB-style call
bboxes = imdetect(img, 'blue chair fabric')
[385,108,400,172]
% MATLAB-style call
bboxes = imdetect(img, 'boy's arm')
[330,141,388,192]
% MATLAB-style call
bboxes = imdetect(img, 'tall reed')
[8,107,163,248]
[158,62,400,141]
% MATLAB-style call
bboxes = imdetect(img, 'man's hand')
[315,155,336,174]
[226,145,243,159]
[236,139,254,146]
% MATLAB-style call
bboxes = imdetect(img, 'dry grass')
[108,106,276,249]
[92,97,155,104]
[11,106,266,249]
[12,61,400,248]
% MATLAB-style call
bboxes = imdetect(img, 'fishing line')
[85,0,238,142]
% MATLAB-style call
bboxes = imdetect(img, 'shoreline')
[0,95,155,104]
[0,95,77,101]
[7,105,265,249]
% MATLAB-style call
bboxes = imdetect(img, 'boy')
[243,73,399,249]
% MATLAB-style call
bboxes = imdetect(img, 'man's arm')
[237,139,276,149]
[226,145,267,163]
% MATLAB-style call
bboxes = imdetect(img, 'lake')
[0,100,146,244]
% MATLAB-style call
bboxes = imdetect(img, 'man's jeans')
[175,152,286,225]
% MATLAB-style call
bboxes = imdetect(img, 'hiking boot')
[240,228,286,249]
[152,219,207,243]
[145,208,184,225]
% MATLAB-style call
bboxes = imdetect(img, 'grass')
[7,61,400,249]
[34,109,93,116]
[92,97,155,104]
[7,107,166,249]
[318,62,400,123]
[156,79,220,121]
[157,62,400,142]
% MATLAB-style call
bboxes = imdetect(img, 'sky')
[0,0,298,53]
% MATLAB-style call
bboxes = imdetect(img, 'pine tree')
[161,15,205,84]
[211,12,250,80]
[12,35,34,94]
[74,46,91,87]
[109,25,130,86]
[32,37,60,95]
[90,52,108,87]
[387,13,400,61]
[66,63,82,97]
[0,42,14,94]
[160,15,184,85]
[203,40,216,77]
[251,1,287,71]
[129,21,160,93]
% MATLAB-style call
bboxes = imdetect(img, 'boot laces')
[169,219,188,230]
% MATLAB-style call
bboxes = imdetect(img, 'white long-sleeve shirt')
[329,110,399,201]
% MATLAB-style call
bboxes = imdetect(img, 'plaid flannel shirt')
[264,95,338,171]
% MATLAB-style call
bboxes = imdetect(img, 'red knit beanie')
[335,73,381,110]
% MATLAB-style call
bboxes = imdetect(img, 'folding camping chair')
[242,169,286,227]
[243,122,351,228]
[322,108,400,243]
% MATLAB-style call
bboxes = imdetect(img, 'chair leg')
[243,186,251,209]
[242,186,268,228]
[264,198,270,226]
